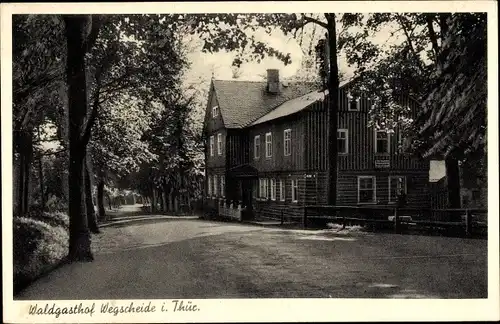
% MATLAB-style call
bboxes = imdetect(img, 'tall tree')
[63,15,102,262]
[84,14,188,219]
[90,94,158,219]
[418,14,487,208]
[416,14,486,161]
[12,15,65,216]
[343,13,486,209]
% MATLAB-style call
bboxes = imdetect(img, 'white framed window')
[213,175,218,197]
[221,175,225,198]
[291,179,298,203]
[259,178,268,200]
[284,129,291,156]
[212,105,218,117]
[217,133,223,155]
[375,130,390,154]
[358,176,376,204]
[265,132,272,158]
[207,176,212,196]
[337,129,348,154]
[209,136,214,157]
[389,176,407,203]
[347,92,360,111]
[254,135,260,159]
[280,179,285,201]
[270,179,276,201]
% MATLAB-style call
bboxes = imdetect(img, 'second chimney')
[267,69,280,94]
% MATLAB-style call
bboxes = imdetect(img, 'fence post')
[281,208,284,225]
[303,206,308,229]
[394,207,400,234]
[465,209,472,237]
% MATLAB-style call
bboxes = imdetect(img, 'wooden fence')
[278,205,487,238]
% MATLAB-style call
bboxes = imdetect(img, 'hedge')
[13,214,69,294]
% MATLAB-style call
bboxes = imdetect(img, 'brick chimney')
[266,69,280,94]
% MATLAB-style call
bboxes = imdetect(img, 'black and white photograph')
[2,1,499,323]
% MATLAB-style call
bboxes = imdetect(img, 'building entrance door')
[241,178,254,219]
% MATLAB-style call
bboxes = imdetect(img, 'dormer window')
[347,92,360,111]
[212,105,219,118]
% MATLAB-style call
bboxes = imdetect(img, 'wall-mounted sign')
[375,159,390,168]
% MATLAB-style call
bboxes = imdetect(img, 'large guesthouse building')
[203,69,430,221]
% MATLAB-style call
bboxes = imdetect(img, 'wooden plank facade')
[203,74,431,220]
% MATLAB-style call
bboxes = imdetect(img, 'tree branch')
[99,82,133,97]
[438,13,452,39]
[395,14,425,74]
[81,99,99,146]
[85,15,104,53]
[82,72,102,146]
[100,71,133,94]
[426,15,440,64]
[297,14,328,29]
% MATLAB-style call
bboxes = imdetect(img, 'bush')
[27,210,70,229]
[46,195,67,212]
[13,216,69,293]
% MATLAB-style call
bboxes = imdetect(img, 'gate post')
[394,207,400,234]
[465,209,472,237]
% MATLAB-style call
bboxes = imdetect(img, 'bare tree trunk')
[38,154,45,211]
[23,145,31,214]
[97,177,106,220]
[162,190,168,213]
[16,147,25,216]
[326,13,339,206]
[151,188,156,213]
[84,157,99,233]
[169,191,174,213]
[107,194,112,210]
[37,126,45,211]
[174,194,179,213]
[158,188,164,212]
[16,131,34,216]
[64,15,93,262]
[446,156,462,212]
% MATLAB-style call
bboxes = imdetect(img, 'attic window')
[347,92,360,111]
[212,106,219,118]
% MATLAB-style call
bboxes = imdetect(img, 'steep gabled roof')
[212,79,317,128]
[249,79,352,127]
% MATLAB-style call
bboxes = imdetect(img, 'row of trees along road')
[13,13,486,262]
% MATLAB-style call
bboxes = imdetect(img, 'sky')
[183,15,405,84]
